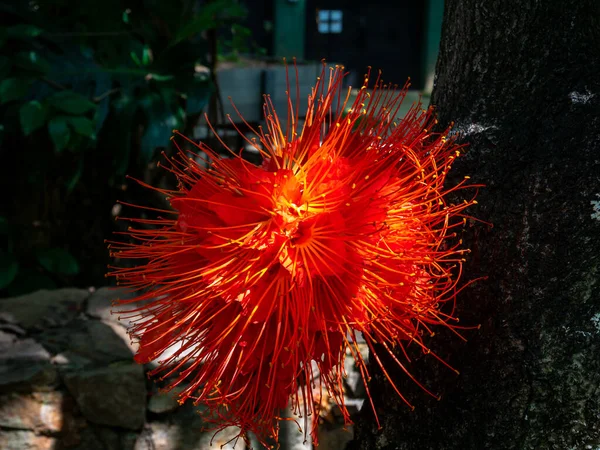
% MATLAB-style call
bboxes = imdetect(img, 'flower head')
[108,64,478,446]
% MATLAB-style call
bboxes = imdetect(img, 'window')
[318,9,343,34]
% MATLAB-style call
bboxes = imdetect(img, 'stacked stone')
[0,288,367,450]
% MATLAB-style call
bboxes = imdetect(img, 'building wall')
[273,0,307,59]
[303,0,427,88]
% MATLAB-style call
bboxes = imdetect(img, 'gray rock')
[133,422,174,450]
[343,398,364,416]
[0,430,56,450]
[0,330,17,353]
[0,312,17,324]
[147,386,186,414]
[63,361,146,430]
[0,288,89,331]
[71,424,138,450]
[22,403,113,450]
[279,406,313,450]
[87,287,133,324]
[0,335,50,362]
[134,420,241,450]
[57,426,106,450]
[0,363,57,393]
[100,319,139,356]
[0,335,57,393]
[0,391,64,432]
[344,356,363,398]
[50,351,93,370]
[87,319,137,361]
[136,399,241,450]
[343,343,369,398]
[0,323,25,336]
[39,319,134,367]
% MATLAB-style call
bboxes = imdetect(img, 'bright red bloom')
[108,65,478,446]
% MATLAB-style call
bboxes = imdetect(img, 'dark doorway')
[305,0,426,89]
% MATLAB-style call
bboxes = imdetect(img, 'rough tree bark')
[350,1,600,449]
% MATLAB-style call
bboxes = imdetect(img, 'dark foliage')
[0,0,258,296]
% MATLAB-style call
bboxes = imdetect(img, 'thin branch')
[41,76,68,91]
[94,88,121,103]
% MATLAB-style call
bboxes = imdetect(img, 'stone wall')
[0,288,362,450]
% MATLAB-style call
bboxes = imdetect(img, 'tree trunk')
[350,1,600,449]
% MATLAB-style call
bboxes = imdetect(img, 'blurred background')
[0,1,444,449]
[0,0,443,299]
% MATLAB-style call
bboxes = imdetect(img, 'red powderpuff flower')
[108,65,479,446]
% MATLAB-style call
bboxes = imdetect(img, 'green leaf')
[105,95,136,180]
[147,73,174,82]
[0,252,18,290]
[48,91,96,115]
[48,117,71,153]
[6,24,43,39]
[130,50,141,67]
[140,92,184,163]
[65,116,95,138]
[36,248,80,276]
[19,101,47,135]
[0,78,30,104]
[230,24,252,53]
[65,158,84,193]
[15,51,51,74]
[173,0,247,44]
[185,78,212,115]
[142,46,152,66]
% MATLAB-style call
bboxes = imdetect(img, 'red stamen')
[108,63,483,447]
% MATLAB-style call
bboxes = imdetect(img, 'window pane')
[330,21,342,33]
[318,10,330,21]
[330,10,343,21]
[318,22,330,33]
